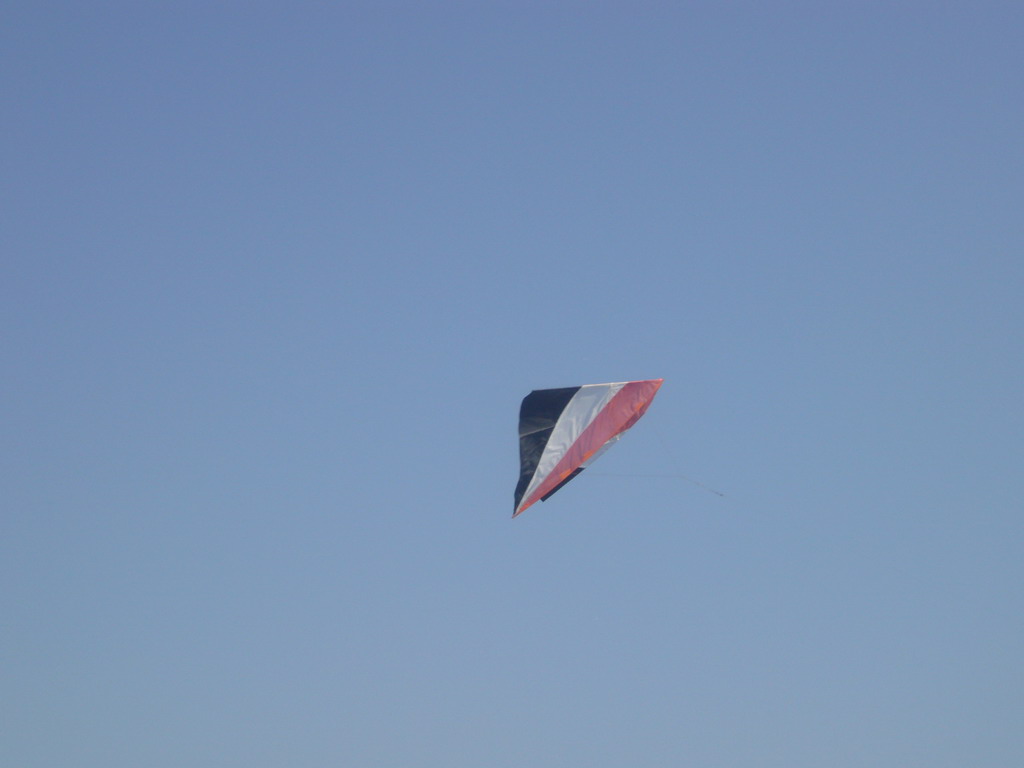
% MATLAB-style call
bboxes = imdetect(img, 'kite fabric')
[513,379,664,517]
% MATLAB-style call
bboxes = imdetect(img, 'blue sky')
[3,3,1022,766]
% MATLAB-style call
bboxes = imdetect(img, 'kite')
[513,379,663,517]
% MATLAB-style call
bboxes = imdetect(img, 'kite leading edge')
[513,379,664,517]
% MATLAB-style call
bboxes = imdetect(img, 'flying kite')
[513,379,663,517]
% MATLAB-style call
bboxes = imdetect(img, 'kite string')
[588,470,726,496]
[592,419,726,497]
[648,419,725,497]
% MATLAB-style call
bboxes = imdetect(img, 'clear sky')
[3,3,1022,766]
